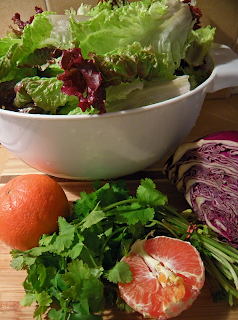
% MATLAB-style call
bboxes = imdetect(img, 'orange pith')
[0,174,70,251]
[118,236,205,320]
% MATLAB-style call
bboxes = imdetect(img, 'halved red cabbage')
[163,131,238,247]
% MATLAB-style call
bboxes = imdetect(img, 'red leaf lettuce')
[58,47,106,113]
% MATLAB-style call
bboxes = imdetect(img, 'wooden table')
[1,95,238,319]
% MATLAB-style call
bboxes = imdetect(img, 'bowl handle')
[206,43,238,93]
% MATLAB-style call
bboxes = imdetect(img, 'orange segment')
[144,236,205,288]
[118,236,205,320]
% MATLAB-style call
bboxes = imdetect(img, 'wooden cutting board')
[0,155,238,320]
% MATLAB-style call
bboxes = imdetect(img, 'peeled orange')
[0,174,70,251]
[118,236,205,320]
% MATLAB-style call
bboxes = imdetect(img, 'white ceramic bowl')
[0,44,238,180]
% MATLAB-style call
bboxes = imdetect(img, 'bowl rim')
[0,56,214,121]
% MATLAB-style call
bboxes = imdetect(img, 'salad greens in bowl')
[0,0,238,180]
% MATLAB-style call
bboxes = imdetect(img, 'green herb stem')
[229,292,234,307]
[100,226,128,262]
[203,256,238,300]
[84,246,100,269]
[152,219,180,239]
[231,263,238,275]
[202,242,236,264]
[103,198,138,212]
[210,251,238,291]
[165,216,190,231]
[156,207,190,231]
[214,260,233,281]
[191,233,238,262]
[161,205,190,224]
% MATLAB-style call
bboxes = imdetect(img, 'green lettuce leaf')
[68,0,169,58]
[148,4,193,74]
[185,25,216,66]
[0,0,216,115]
[105,80,144,104]
[14,76,79,114]
[105,75,190,112]
[58,104,99,115]
[0,37,22,58]
[0,11,57,82]
[47,13,90,50]
[69,0,205,80]
[92,41,172,86]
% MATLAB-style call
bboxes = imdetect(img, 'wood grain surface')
[0,154,238,319]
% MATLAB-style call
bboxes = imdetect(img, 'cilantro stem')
[103,199,138,212]
[215,259,234,281]
[151,219,180,239]
[203,256,238,300]
[155,207,190,231]
[202,242,236,264]
[160,205,190,224]
[165,216,189,231]
[204,261,222,291]
[229,292,234,307]
[84,246,99,269]
[100,226,128,262]
[191,233,238,262]
[210,251,238,290]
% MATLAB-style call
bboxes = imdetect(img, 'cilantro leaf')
[49,307,103,319]
[33,291,53,318]
[80,204,106,230]
[39,232,58,247]
[80,276,105,314]
[34,217,80,257]
[20,292,36,307]
[37,264,47,287]
[62,260,105,315]
[96,181,129,207]
[63,259,90,286]
[106,261,133,284]
[137,178,168,206]
[10,249,37,269]
[52,217,76,251]
[73,190,98,219]
[115,203,155,225]
[63,240,84,260]
[10,254,25,270]
[48,308,67,320]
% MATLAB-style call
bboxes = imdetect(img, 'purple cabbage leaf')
[163,131,238,248]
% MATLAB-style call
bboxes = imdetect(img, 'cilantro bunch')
[10,178,238,319]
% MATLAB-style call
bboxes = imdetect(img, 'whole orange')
[0,174,70,251]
